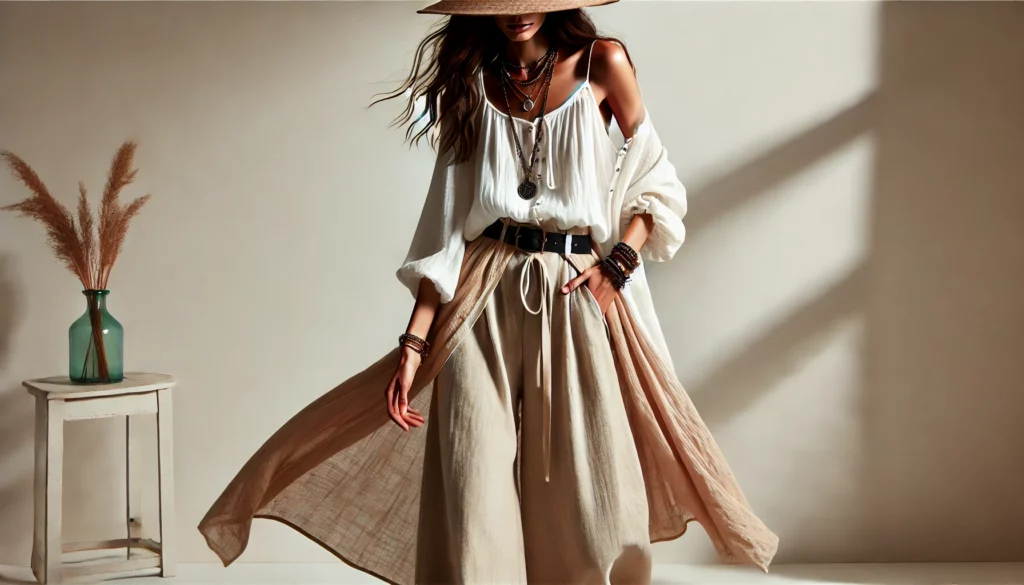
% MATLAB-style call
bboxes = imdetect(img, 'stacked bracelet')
[599,242,641,291]
[610,242,640,272]
[399,333,430,358]
[600,256,629,290]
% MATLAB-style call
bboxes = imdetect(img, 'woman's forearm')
[621,212,655,253]
[405,277,442,340]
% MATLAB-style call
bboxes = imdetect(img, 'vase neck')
[83,290,110,310]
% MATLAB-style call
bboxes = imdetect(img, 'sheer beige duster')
[197,112,779,584]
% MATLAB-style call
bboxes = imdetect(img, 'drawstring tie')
[540,117,556,190]
[519,252,554,483]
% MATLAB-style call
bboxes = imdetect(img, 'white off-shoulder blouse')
[398,42,687,304]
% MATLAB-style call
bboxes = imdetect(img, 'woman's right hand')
[386,346,426,431]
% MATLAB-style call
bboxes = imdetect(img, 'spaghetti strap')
[585,39,598,82]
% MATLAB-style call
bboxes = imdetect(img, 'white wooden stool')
[24,373,177,584]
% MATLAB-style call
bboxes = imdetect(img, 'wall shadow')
[0,255,32,566]
[650,1,1024,576]
[683,96,876,237]
[0,255,18,369]
[858,0,1024,567]
[642,77,879,574]
[0,388,32,563]
[650,94,876,424]
[690,263,867,428]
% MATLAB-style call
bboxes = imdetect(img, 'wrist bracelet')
[610,242,640,273]
[399,333,430,359]
[599,256,629,290]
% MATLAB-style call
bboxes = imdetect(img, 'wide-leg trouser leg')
[416,251,651,585]
[518,254,651,585]
[415,264,527,585]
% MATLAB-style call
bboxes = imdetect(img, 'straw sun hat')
[418,0,619,15]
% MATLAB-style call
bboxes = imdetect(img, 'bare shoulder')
[589,39,645,137]
[591,39,631,73]
[590,38,637,92]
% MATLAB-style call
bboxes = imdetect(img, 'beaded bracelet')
[610,242,640,273]
[399,333,430,359]
[599,256,630,290]
[597,242,640,291]
[608,252,633,277]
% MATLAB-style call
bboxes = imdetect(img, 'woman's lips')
[507,23,532,32]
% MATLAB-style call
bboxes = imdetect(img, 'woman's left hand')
[561,264,618,315]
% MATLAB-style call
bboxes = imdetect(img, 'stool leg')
[156,389,176,577]
[32,396,46,583]
[37,399,65,584]
[126,415,143,555]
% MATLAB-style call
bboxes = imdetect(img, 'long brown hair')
[370,9,633,164]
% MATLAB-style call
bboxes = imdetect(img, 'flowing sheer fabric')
[199,237,777,584]
[198,113,778,583]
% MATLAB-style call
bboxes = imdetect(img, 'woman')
[199,1,778,584]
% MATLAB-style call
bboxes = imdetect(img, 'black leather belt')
[481,220,593,254]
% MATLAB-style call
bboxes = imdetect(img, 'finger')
[390,401,408,431]
[389,409,406,430]
[395,411,410,432]
[387,395,406,430]
[394,407,409,431]
[385,380,396,416]
[402,398,425,425]
[404,413,425,428]
[396,391,411,431]
[561,270,590,294]
[399,383,412,417]
[388,381,409,432]
[391,379,404,411]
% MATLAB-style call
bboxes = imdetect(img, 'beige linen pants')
[415,249,651,585]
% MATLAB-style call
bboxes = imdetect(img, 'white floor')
[3,563,1024,585]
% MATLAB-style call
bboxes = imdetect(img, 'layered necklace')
[498,46,558,200]
[501,47,556,113]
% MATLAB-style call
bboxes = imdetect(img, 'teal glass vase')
[69,290,124,384]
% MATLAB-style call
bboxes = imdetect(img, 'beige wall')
[1,0,1023,571]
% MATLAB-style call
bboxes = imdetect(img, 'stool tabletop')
[23,372,176,400]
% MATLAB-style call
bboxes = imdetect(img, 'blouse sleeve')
[395,148,473,304]
[619,145,688,262]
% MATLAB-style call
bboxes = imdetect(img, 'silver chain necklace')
[498,48,557,200]
[500,47,557,112]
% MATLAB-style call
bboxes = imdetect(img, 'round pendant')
[522,98,535,112]
[518,179,538,200]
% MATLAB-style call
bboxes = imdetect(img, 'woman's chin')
[503,23,537,40]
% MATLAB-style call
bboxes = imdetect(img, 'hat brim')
[418,0,618,16]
